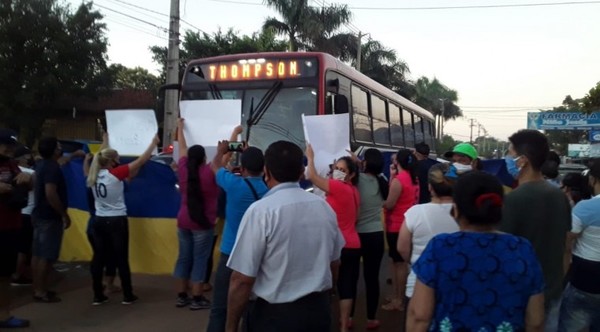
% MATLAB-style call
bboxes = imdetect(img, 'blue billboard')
[590,130,600,142]
[527,112,600,130]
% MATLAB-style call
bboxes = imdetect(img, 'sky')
[66,0,600,141]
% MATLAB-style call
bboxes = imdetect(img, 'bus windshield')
[183,86,317,151]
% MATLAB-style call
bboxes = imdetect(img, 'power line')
[104,17,168,40]
[206,0,600,10]
[99,0,205,33]
[350,1,600,10]
[93,3,169,32]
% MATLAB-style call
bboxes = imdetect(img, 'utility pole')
[469,119,475,144]
[356,31,363,72]
[163,0,180,148]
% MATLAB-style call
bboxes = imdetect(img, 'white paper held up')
[105,109,158,156]
[302,113,351,176]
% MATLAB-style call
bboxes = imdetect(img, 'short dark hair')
[453,171,504,226]
[541,160,559,180]
[241,147,264,174]
[589,158,600,180]
[264,141,304,183]
[508,129,549,171]
[38,137,58,159]
[415,142,430,156]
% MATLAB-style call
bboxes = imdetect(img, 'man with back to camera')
[31,137,70,303]
[500,129,571,331]
[414,142,437,204]
[206,127,268,332]
[225,141,345,332]
[0,129,32,329]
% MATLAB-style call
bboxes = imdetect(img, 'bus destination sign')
[200,58,317,82]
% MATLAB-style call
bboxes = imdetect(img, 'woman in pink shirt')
[306,144,360,332]
[173,119,219,311]
[382,149,419,311]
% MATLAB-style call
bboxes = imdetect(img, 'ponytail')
[86,148,118,187]
[376,174,389,200]
[396,149,418,185]
[186,145,210,228]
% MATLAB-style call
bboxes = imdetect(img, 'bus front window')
[183,86,317,151]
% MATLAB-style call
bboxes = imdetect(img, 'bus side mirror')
[334,95,349,114]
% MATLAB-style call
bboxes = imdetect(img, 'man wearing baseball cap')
[0,128,31,328]
[443,143,479,177]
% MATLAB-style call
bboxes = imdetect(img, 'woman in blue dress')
[407,171,545,332]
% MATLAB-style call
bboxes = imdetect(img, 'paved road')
[9,262,405,332]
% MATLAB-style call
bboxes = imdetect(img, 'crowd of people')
[1,122,599,332]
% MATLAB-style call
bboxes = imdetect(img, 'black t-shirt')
[33,159,67,220]
[417,159,437,204]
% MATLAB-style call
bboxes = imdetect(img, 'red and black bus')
[182,52,435,152]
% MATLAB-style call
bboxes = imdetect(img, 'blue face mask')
[505,155,520,179]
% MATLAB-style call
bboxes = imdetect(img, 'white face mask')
[332,169,347,181]
[453,163,472,174]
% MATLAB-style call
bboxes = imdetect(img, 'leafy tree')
[263,0,311,51]
[0,0,108,144]
[436,134,459,155]
[583,81,600,113]
[108,64,161,92]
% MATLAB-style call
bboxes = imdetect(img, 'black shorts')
[386,232,404,263]
[17,214,33,255]
[0,230,19,277]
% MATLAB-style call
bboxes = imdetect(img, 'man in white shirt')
[225,141,345,332]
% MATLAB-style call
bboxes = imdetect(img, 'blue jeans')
[32,217,64,262]
[206,253,232,332]
[558,283,600,332]
[173,228,214,283]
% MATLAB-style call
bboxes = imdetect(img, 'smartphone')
[228,141,244,152]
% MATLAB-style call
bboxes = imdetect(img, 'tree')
[263,0,354,56]
[436,134,460,156]
[150,28,287,82]
[353,40,410,91]
[0,0,108,144]
[414,77,462,139]
[263,0,311,51]
[108,64,161,92]
[583,81,600,113]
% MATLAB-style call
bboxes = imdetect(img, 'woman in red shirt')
[306,144,360,332]
[382,149,419,311]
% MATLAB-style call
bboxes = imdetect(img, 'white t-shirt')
[227,182,345,304]
[572,195,600,261]
[92,166,129,217]
[18,166,35,215]
[405,202,459,297]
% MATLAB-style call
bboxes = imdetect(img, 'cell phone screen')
[228,142,244,152]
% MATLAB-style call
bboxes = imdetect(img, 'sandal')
[33,292,61,303]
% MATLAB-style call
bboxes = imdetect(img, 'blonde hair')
[86,148,119,187]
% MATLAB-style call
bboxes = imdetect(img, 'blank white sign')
[302,113,351,175]
[105,109,158,156]
[179,100,242,161]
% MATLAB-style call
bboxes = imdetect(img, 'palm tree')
[353,40,410,91]
[263,0,310,51]
[263,0,354,56]
[414,77,462,139]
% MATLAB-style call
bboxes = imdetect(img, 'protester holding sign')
[306,144,360,332]
[173,119,218,310]
[86,133,159,306]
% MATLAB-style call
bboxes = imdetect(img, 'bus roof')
[186,52,434,121]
